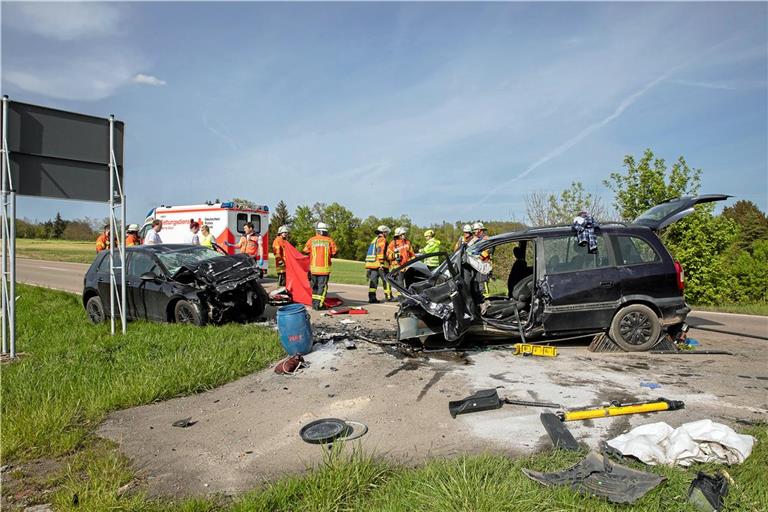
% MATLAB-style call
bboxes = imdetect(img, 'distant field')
[16,238,370,286]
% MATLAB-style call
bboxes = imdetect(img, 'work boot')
[312,300,320,310]
[368,293,379,304]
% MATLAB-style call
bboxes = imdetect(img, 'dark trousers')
[277,271,286,287]
[309,273,329,309]
[366,269,391,299]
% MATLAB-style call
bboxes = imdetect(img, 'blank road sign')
[2,101,124,202]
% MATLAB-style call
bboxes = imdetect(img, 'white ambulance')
[140,201,270,275]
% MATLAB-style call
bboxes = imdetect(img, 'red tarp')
[283,241,313,306]
[283,242,344,308]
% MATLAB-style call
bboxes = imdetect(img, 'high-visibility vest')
[303,235,337,275]
[273,237,287,271]
[422,238,442,267]
[96,233,109,252]
[387,239,414,270]
[364,236,388,270]
[239,234,260,257]
[125,234,141,246]
[200,233,214,248]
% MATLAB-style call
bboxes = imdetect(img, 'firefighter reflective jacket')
[422,238,442,267]
[364,235,389,270]
[303,235,338,275]
[96,233,109,252]
[125,233,141,247]
[273,236,287,272]
[239,233,260,257]
[387,239,415,270]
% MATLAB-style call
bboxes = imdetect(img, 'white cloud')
[6,2,124,41]
[132,74,167,87]
[3,56,142,101]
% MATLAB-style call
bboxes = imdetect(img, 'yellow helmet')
[424,230,435,238]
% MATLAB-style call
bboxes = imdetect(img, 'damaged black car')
[83,245,268,326]
[385,195,729,352]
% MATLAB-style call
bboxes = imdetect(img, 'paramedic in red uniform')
[273,225,290,287]
[303,222,338,310]
[232,222,260,258]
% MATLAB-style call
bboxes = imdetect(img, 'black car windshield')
[156,246,222,275]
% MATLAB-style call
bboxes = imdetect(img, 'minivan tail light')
[674,260,685,291]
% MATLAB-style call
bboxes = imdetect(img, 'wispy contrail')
[477,72,670,207]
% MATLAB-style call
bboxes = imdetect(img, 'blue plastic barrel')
[276,303,313,355]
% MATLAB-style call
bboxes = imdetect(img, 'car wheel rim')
[177,305,194,324]
[619,312,652,345]
[87,301,103,323]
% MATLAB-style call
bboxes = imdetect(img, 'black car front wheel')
[609,304,661,352]
[85,295,106,324]
[174,300,204,326]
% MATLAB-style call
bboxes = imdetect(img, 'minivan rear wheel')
[609,304,661,352]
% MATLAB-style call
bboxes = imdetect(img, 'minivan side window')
[543,235,610,273]
[614,236,660,265]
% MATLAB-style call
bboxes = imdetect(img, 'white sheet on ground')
[606,420,755,466]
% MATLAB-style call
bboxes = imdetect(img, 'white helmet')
[127,223,140,232]
[472,222,485,231]
[462,224,472,233]
[278,225,290,235]
[394,226,407,237]
[377,225,391,234]
[316,222,329,232]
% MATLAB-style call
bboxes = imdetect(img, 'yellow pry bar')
[560,401,673,422]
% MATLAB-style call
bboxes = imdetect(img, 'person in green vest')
[421,230,442,271]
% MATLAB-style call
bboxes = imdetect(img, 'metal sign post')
[1,95,16,358]
[108,115,127,335]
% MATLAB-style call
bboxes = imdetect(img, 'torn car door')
[632,194,731,231]
[385,249,476,343]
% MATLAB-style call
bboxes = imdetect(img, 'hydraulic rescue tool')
[557,398,685,422]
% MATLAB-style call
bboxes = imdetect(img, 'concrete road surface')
[16,257,767,340]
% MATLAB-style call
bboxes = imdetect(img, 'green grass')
[691,303,768,316]
[16,238,98,264]
[2,284,284,461]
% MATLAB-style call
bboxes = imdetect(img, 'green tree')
[721,200,768,251]
[269,200,293,242]
[604,149,701,221]
[525,182,608,226]
[724,239,768,303]
[291,205,316,249]
[52,212,68,239]
[232,197,258,209]
[321,203,360,260]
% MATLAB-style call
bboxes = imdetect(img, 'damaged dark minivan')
[385,195,729,352]
[83,245,267,326]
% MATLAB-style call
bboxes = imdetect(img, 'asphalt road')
[16,257,768,339]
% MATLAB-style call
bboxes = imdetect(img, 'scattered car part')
[522,451,665,504]
[557,398,684,422]
[449,389,561,418]
[540,412,579,451]
[640,382,661,389]
[299,418,350,444]
[338,420,368,442]
[513,343,557,357]
[688,472,729,512]
[172,417,195,428]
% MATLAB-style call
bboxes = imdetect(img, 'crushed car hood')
[172,254,260,292]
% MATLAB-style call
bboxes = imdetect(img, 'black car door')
[95,253,125,318]
[540,233,620,334]
[127,252,167,321]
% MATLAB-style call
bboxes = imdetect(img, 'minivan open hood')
[632,194,731,231]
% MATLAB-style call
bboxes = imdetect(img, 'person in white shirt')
[189,221,200,245]
[145,220,163,245]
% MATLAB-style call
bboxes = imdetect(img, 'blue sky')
[2,1,766,226]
